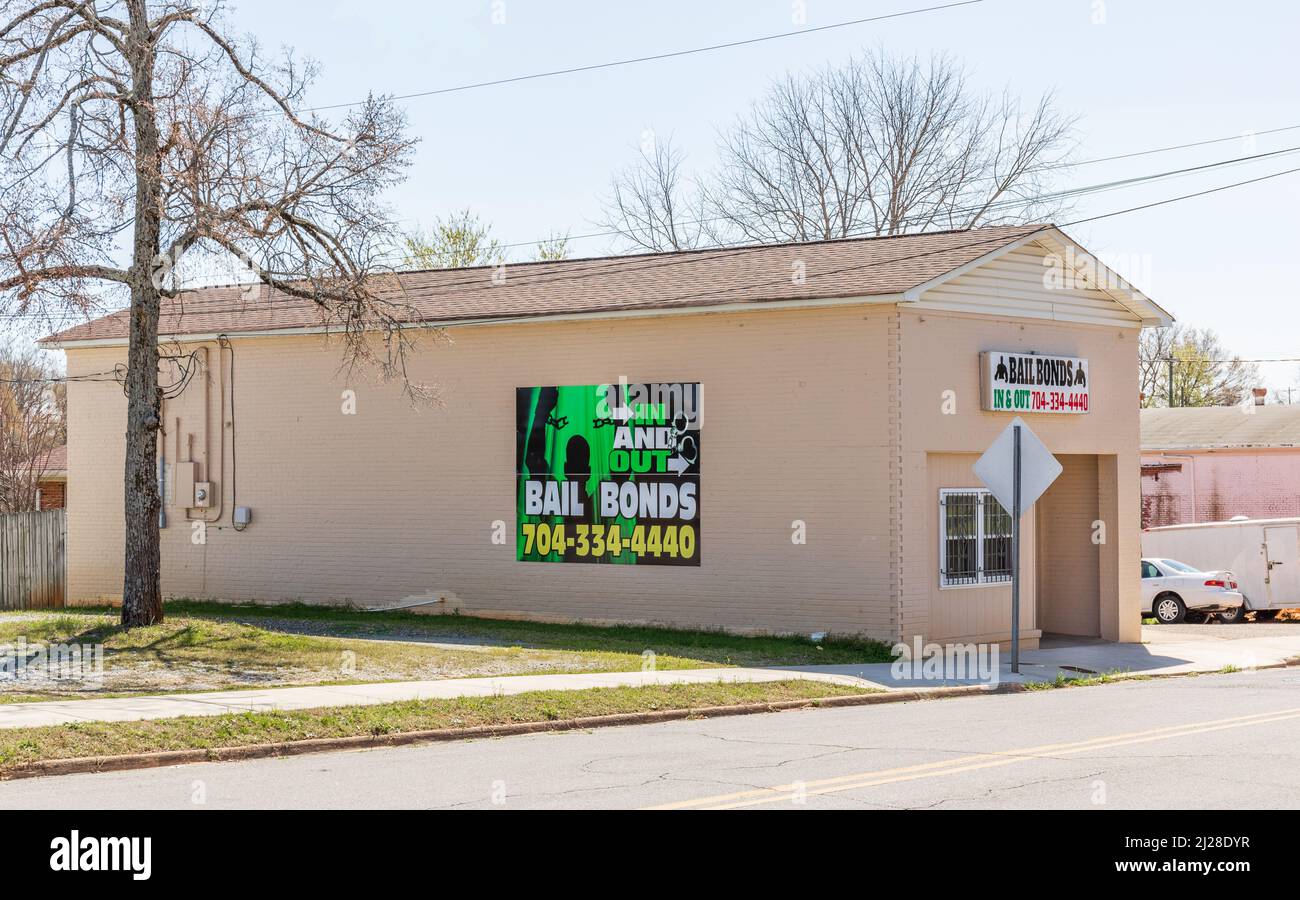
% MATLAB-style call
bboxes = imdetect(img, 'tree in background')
[533,232,571,262]
[599,137,708,252]
[1139,325,1260,408]
[0,1,415,626]
[600,49,1075,250]
[404,210,504,269]
[0,345,66,513]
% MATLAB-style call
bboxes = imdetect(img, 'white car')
[1141,557,1246,624]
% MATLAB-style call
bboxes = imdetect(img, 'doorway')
[1035,454,1101,638]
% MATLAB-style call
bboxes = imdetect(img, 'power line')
[208,140,1300,311]
[17,118,1300,269]
[299,1,987,114]
[1062,164,1300,226]
[474,124,1300,254]
[1056,123,1300,168]
[1162,357,1300,364]
[31,142,1299,322]
[13,148,1300,331]
[11,96,1300,290]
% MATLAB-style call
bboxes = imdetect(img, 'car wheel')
[1154,593,1186,624]
[1216,605,1245,624]
[1254,609,1278,622]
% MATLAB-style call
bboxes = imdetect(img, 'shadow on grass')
[3,614,345,679]
[51,600,894,667]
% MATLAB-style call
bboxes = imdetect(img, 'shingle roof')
[29,445,66,474]
[1141,406,1300,450]
[42,224,1048,344]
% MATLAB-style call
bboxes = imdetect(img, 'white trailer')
[1142,517,1300,617]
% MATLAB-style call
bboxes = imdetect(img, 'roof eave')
[44,290,912,349]
[1038,226,1174,327]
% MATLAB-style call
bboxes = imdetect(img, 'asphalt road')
[4,668,1300,809]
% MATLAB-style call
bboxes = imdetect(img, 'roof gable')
[907,226,1171,327]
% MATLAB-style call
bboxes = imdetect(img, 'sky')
[11,0,1300,388]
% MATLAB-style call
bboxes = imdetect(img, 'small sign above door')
[980,351,1090,414]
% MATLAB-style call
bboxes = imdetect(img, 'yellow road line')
[645,706,1300,811]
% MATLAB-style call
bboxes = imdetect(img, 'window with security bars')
[940,489,1014,587]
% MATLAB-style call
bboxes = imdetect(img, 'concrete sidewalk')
[783,628,1300,686]
[3,627,1298,730]
[0,667,872,730]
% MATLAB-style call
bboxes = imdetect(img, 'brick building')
[1141,405,1300,527]
[42,224,1170,646]
[34,445,67,510]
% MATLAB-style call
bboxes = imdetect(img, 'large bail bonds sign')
[980,351,1090,414]
[516,382,701,565]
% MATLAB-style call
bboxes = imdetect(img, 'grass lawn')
[0,601,891,702]
[0,679,874,771]
[161,599,891,665]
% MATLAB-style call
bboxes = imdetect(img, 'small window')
[940,489,1013,587]
[1141,561,1161,579]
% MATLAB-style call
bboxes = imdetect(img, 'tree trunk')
[121,1,163,628]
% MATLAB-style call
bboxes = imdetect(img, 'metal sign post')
[1011,425,1021,673]
[973,417,1061,677]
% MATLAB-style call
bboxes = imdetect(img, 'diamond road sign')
[972,417,1062,514]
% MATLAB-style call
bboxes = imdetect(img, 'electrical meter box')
[193,481,213,508]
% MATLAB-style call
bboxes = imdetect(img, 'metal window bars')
[940,489,1012,586]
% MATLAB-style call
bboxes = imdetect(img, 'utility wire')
[13,149,1300,330]
[299,1,987,113]
[9,122,1300,323]
[1062,164,1300,226]
[1055,123,1300,168]
[473,125,1300,254]
[22,142,1294,325]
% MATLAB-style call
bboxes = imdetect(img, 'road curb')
[0,682,1017,781]
[7,661,1295,782]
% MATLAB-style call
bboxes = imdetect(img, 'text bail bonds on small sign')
[980,351,1090,414]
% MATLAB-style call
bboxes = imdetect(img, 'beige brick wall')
[896,307,1143,644]
[63,299,1144,643]
[65,305,898,639]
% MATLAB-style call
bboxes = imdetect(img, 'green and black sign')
[516,382,701,565]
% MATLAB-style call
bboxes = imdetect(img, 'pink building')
[1141,406,1300,527]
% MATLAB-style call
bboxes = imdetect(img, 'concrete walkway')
[786,627,1300,686]
[0,667,870,730]
[2,626,1298,730]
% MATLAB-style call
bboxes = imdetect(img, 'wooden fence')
[0,509,66,609]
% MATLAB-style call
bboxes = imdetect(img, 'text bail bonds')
[516,382,702,565]
[980,351,1090,414]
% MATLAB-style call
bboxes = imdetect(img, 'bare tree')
[600,49,1076,248]
[1139,325,1260,408]
[598,135,708,252]
[709,50,1075,242]
[0,344,65,513]
[0,1,415,625]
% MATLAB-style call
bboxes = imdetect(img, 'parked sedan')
[1141,557,1246,624]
